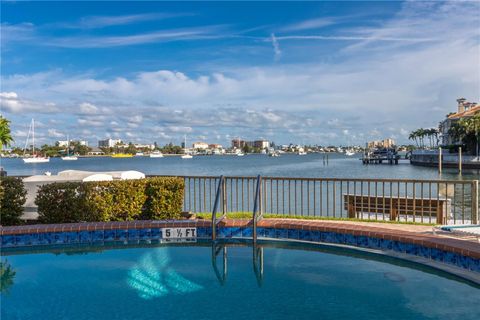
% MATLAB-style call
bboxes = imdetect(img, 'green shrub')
[35,177,184,223]
[84,180,147,221]
[143,177,184,220]
[36,182,87,223]
[0,177,27,226]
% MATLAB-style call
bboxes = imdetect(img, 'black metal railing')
[181,176,479,225]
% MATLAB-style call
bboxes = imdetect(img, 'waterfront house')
[439,98,479,146]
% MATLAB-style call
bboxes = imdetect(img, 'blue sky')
[1,1,479,147]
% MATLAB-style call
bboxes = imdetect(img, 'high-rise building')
[98,138,123,148]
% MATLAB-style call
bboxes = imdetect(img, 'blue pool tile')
[405,244,419,256]
[379,239,393,250]
[116,229,128,241]
[104,230,115,241]
[128,229,139,240]
[418,246,430,258]
[256,227,266,237]
[323,232,336,243]
[345,234,356,246]
[275,229,288,239]
[15,234,32,246]
[356,236,368,247]
[263,228,275,238]
[150,228,161,240]
[443,252,458,266]
[193,227,205,238]
[92,230,104,242]
[466,257,480,272]
[367,237,380,249]
[391,241,402,252]
[36,233,49,245]
[204,228,212,238]
[287,229,298,240]
[139,229,151,240]
[430,249,444,262]
[79,231,92,243]
[242,227,252,237]
[65,232,80,243]
[2,235,15,247]
[299,230,311,241]
[218,227,230,238]
[334,233,344,244]
[231,227,243,238]
[310,231,321,242]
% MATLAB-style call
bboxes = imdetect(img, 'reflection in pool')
[1,241,479,320]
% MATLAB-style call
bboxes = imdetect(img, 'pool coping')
[1,219,479,275]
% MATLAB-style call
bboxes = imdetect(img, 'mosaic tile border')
[1,219,479,273]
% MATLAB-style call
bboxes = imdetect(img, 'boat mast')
[32,119,35,156]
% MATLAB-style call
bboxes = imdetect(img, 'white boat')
[181,135,193,159]
[135,152,144,157]
[345,150,355,156]
[269,151,280,157]
[149,151,163,158]
[237,152,245,157]
[23,157,50,163]
[23,119,49,163]
[61,156,78,161]
[61,135,78,161]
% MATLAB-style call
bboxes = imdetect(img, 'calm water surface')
[1,242,479,320]
[2,153,479,180]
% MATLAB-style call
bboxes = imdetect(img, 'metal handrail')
[252,175,262,243]
[211,175,225,240]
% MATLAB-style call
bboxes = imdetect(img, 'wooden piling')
[458,147,462,173]
[438,147,442,173]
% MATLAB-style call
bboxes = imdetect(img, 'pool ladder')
[211,175,264,242]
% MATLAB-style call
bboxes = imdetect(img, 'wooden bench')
[343,194,451,224]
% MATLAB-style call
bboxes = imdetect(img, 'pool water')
[1,242,479,320]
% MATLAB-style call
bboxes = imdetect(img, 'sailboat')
[345,149,355,156]
[23,119,49,163]
[181,135,193,159]
[61,135,78,161]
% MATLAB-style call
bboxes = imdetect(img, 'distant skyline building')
[232,139,269,149]
[56,140,88,147]
[98,138,123,148]
[192,142,209,150]
[367,138,395,149]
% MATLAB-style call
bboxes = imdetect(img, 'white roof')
[23,170,145,183]
[82,174,114,182]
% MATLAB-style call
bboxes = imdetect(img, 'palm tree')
[462,113,480,157]
[0,116,14,150]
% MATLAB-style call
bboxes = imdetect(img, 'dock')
[361,148,401,165]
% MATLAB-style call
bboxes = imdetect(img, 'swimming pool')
[1,241,479,320]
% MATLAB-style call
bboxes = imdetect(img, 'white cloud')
[47,129,64,138]
[79,102,99,114]
[0,91,58,113]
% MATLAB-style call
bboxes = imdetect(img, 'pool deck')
[1,218,479,259]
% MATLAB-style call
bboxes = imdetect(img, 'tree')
[0,116,14,150]
[460,113,480,156]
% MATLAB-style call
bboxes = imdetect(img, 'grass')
[195,212,437,226]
